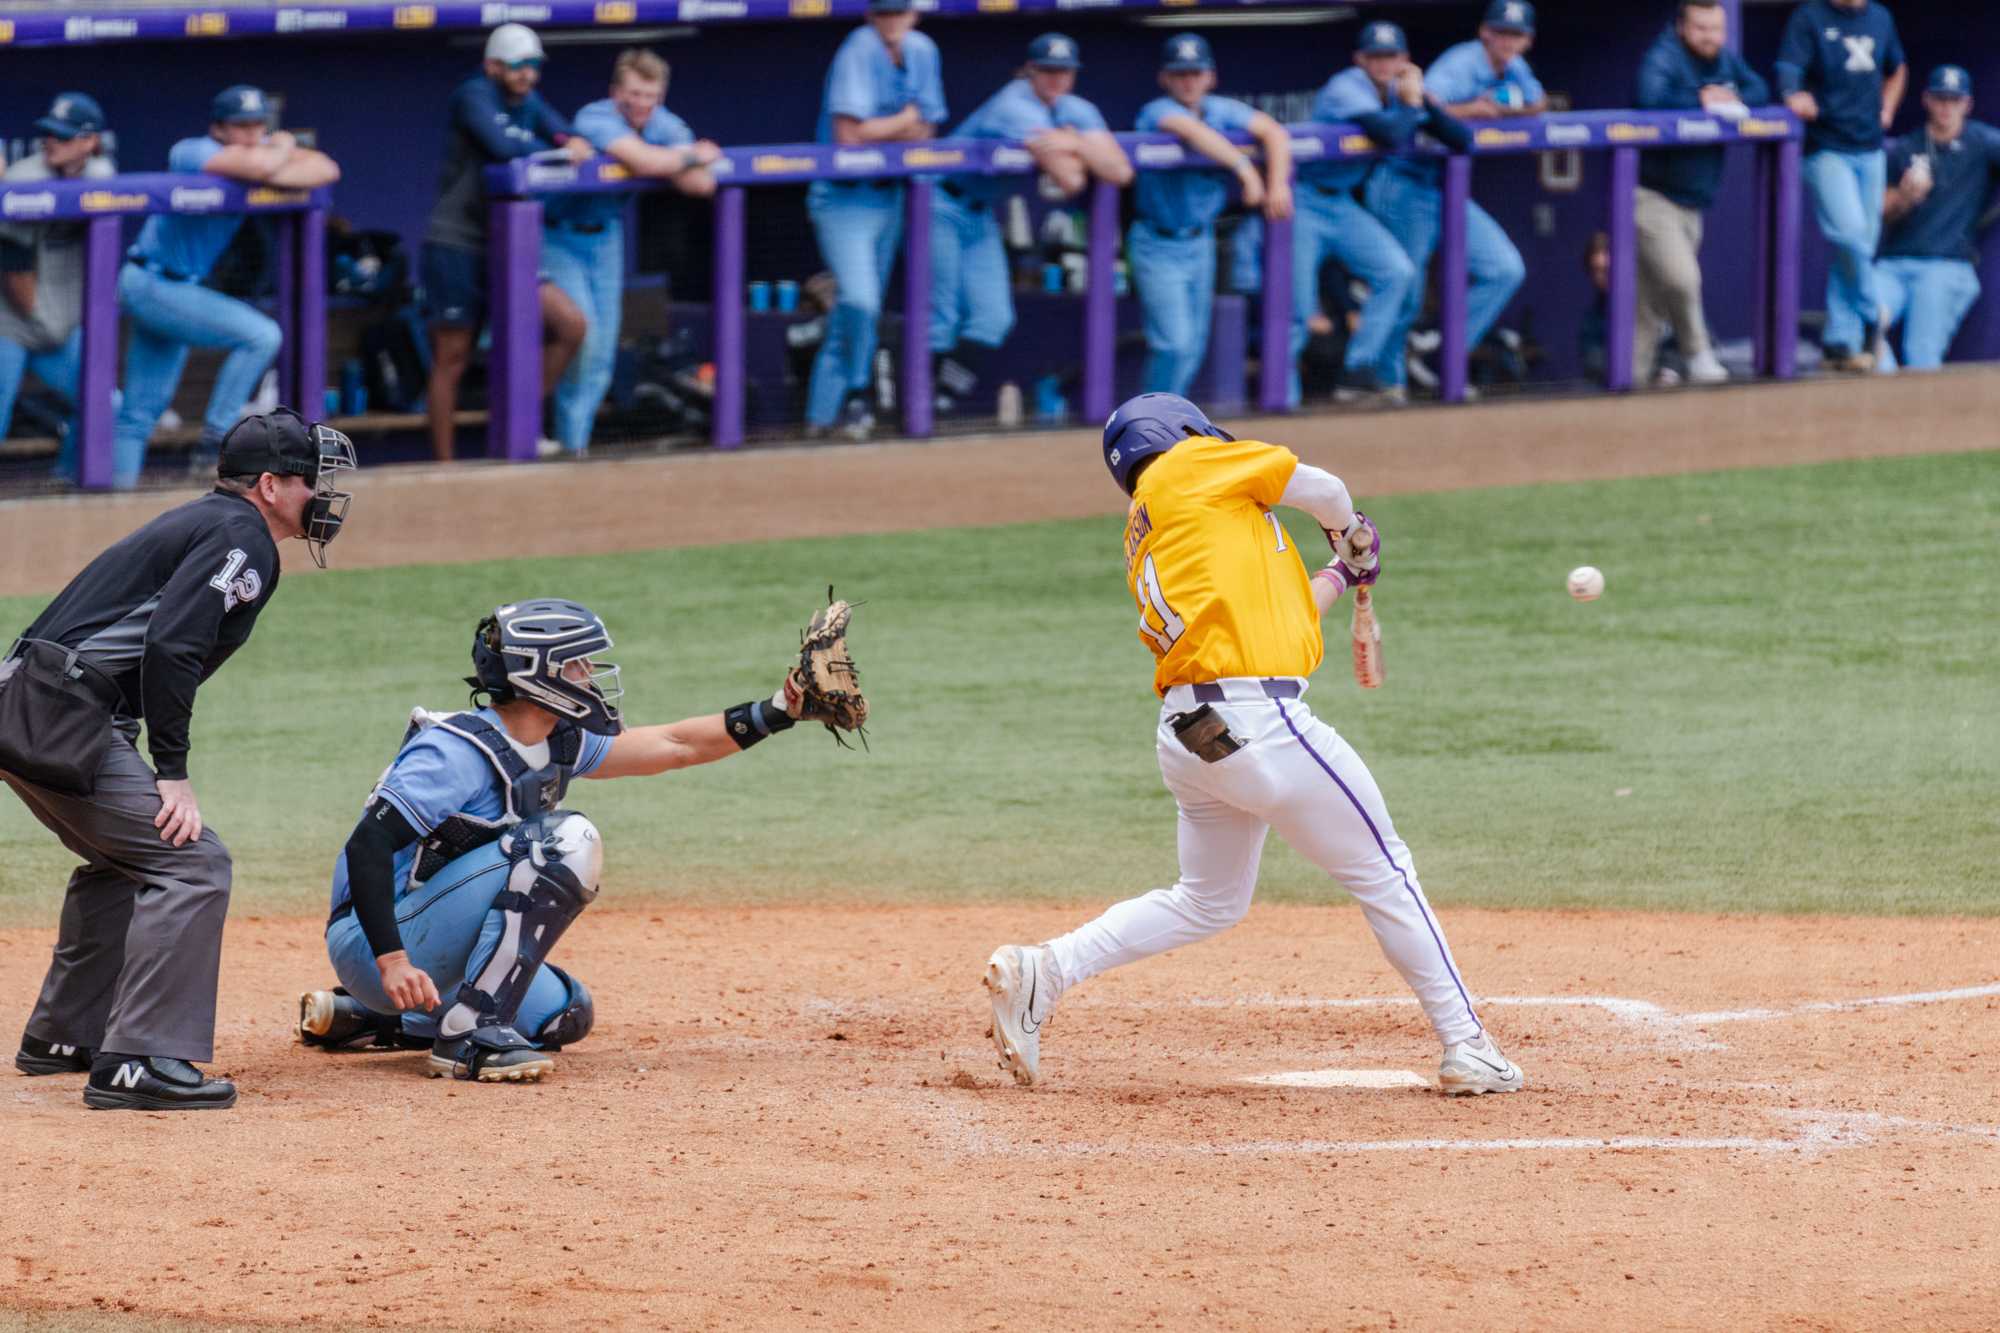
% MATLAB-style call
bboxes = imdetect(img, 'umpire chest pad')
[402,711,584,890]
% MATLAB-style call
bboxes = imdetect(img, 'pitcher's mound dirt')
[5,905,1997,1330]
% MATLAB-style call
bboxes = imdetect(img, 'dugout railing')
[0,175,330,490]
[483,106,1804,456]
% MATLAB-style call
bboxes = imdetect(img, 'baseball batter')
[297,599,865,1082]
[985,392,1522,1096]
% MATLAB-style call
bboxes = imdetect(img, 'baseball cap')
[34,92,106,140]
[211,85,271,126]
[1483,0,1535,34]
[218,409,323,481]
[1026,32,1081,71]
[865,0,914,12]
[1357,21,1408,56]
[1929,65,1973,98]
[1160,33,1214,72]
[484,22,545,67]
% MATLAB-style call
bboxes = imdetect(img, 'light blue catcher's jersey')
[129,136,245,280]
[327,706,613,916]
[816,25,948,145]
[549,99,696,229]
[947,79,1108,203]
[1133,94,1257,232]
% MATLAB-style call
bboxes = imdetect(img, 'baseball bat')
[1350,585,1383,689]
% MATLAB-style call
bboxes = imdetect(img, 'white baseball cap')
[485,22,545,66]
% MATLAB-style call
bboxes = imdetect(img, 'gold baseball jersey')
[1122,434,1323,696]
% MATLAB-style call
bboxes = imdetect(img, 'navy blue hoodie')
[1635,24,1770,209]
[1775,0,1904,154]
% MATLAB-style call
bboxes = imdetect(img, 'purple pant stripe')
[1275,700,1482,1034]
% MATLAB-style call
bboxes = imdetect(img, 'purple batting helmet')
[1102,392,1232,494]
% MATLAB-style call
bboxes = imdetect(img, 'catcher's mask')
[467,599,624,736]
[1101,392,1232,495]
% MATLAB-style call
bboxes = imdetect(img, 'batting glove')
[1326,512,1380,586]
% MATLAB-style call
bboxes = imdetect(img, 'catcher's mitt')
[787,591,868,745]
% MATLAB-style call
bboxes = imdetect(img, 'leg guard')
[438,811,601,1041]
[533,964,595,1050]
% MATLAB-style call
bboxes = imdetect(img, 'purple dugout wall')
[2,0,1995,382]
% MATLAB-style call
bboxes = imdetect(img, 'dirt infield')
[3,906,1996,1330]
[5,368,2000,597]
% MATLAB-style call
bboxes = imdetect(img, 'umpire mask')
[303,423,357,569]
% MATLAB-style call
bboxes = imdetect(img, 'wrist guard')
[724,697,797,750]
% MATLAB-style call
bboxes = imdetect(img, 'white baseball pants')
[1047,677,1485,1047]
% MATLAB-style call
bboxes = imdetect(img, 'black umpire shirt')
[15,489,279,781]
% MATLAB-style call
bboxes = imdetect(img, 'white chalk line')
[1240,1068,1428,1090]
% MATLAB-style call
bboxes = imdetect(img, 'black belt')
[1142,221,1206,240]
[126,253,198,283]
[830,178,898,191]
[1306,180,1365,202]
[1192,679,1300,704]
[549,220,609,235]
[938,181,988,211]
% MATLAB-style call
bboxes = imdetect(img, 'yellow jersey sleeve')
[1174,435,1298,508]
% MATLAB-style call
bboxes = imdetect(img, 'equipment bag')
[0,641,117,795]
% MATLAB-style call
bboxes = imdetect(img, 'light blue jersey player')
[114,87,340,488]
[1292,24,1470,404]
[297,599,827,1083]
[1130,34,1293,398]
[1366,1,1542,389]
[805,0,947,441]
[930,33,1131,417]
[546,50,719,456]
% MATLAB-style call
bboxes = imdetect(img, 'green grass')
[2,450,1996,924]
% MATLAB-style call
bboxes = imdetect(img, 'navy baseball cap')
[1027,32,1081,70]
[1357,21,1408,56]
[1929,65,1973,98]
[212,85,271,125]
[1160,33,1214,72]
[35,92,106,140]
[1483,0,1535,34]
[866,0,914,11]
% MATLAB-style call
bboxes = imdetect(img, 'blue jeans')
[543,220,625,453]
[1128,222,1216,397]
[1872,256,1978,371]
[806,181,905,427]
[1366,169,1526,380]
[114,262,281,489]
[1801,148,1887,354]
[928,188,1012,353]
[325,840,580,1043]
[0,329,82,479]
[1291,183,1419,399]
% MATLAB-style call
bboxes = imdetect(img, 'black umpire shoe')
[15,1036,93,1076]
[296,988,428,1052]
[83,1055,238,1110]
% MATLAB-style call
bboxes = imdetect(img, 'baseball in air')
[1567,566,1605,601]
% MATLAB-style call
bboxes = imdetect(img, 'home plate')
[1242,1069,1429,1090]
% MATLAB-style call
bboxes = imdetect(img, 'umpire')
[1,408,355,1110]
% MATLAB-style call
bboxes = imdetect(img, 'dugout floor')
[3,905,1998,1330]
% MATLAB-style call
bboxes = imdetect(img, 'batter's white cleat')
[984,944,1061,1087]
[1438,1032,1525,1096]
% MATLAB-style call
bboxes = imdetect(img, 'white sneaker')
[1438,1032,1524,1096]
[1685,351,1729,384]
[984,944,1061,1086]
[535,437,564,459]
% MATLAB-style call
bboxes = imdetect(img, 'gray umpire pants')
[2,727,233,1063]
[1633,186,1714,381]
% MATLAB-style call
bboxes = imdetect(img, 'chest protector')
[385,710,584,892]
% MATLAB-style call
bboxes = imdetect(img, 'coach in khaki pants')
[1632,0,1768,386]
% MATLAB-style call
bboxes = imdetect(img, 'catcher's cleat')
[1437,1033,1525,1096]
[426,1026,555,1083]
[984,944,1062,1087]
[16,1036,93,1076]
[297,988,428,1051]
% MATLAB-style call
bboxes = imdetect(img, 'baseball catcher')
[297,595,865,1082]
